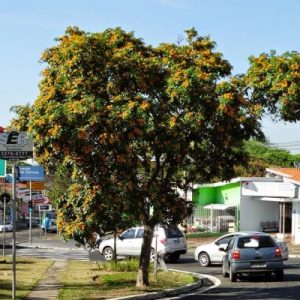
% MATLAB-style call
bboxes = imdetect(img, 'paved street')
[2,231,300,299]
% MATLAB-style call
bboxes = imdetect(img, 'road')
[166,255,300,299]
[2,232,300,299]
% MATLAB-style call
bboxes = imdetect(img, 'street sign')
[25,181,45,190]
[0,192,10,203]
[0,131,33,160]
[18,166,44,181]
[39,204,52,211]
[0,159,5,177]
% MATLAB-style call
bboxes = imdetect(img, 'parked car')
[220,233,284,282]
[99,226,187,262]
[41,217,57,233]
[0,221,13,232]
[194,231,288,267]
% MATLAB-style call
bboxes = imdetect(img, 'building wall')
[193,182,240,206]
[240,196,278,231]
[216,183,240,206]
[292,186,300,243]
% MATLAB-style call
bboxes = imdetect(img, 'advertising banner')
[0,131,33,160]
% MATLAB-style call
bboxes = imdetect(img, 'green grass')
[0,256,53,300]
[58,259,197,300]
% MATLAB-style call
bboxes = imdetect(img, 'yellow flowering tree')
[15,27,286,288]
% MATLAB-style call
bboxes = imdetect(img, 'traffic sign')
[18,166,45,181]
[39,204,52,211]
[0,192,11,203]
[0,131,33,160]
[0,159,5,177]
[25,181,45,190]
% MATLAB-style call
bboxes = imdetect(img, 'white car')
[194,231,289,267]
[0,222,13,232]
[99,226,187,262]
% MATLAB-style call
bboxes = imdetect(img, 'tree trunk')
[136,224,154,287]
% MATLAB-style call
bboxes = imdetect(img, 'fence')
[187,204,237,233]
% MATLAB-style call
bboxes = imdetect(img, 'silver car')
[99,226,187,262]
[221,233,284,282]
[194,231,288,267]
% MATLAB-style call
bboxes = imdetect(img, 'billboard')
[0,131,33,160]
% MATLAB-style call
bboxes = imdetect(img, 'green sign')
[0,159,5,177]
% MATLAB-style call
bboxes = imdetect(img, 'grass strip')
[0,256,53,300]
[58,259,197,299]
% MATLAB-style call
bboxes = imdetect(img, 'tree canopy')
[11,26,300,287]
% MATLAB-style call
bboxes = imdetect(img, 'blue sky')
[1,0,300,152]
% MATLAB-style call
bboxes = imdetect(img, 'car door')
[133,228,144,256]
[117,228,137,256]
[213,234,235,262]
[223,237,235,272]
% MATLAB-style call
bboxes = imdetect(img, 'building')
[192,170,300,243]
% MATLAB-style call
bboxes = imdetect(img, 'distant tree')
[9,103,32,131]
[234,140,297,177]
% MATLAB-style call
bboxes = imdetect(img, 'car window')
[216,235,234,246]
[136,229,144,238]
[237,236,275,248]
[226,237,235,251]
[121,229,136,239]
[165,227,184,238]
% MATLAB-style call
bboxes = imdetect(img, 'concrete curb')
[110,270,220,300]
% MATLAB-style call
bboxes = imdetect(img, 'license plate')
[173,239,180,244]
[251,263,266,268]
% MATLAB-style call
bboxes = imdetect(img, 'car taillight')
[231,249,240,260]
[159,238,167,244]
[275,247,282,257]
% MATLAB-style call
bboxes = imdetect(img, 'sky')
[1,0,300,153]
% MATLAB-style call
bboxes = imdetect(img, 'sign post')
[17,166,45,244]
[0,130,33,300]
[0,192,10,258]
[11,162,17,300]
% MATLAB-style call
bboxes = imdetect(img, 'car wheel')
[168,253,180,263]
[229,265,237,282]
[222,264,229,277]
[103,246,114,261]
[275,270,284,281]
[198,252,210,267]
[83,244,92,252]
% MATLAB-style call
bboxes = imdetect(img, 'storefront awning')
[260,197,294,202]
[203,204,235,210]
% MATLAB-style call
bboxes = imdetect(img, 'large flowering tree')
[11,27,300,287]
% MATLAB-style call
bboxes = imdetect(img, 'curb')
[110,270,220,300]
[111,269,204,300]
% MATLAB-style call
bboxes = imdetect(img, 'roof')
[193,176,282,189]
[266,168,300,184]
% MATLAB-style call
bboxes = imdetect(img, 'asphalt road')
[2,231,300,300]
[166,255,300,300]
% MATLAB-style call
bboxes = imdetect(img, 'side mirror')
[219,247,226,252]
[119,236,124,240]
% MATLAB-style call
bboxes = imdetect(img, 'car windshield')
[165,227,184,238]
[237,236,275,249]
